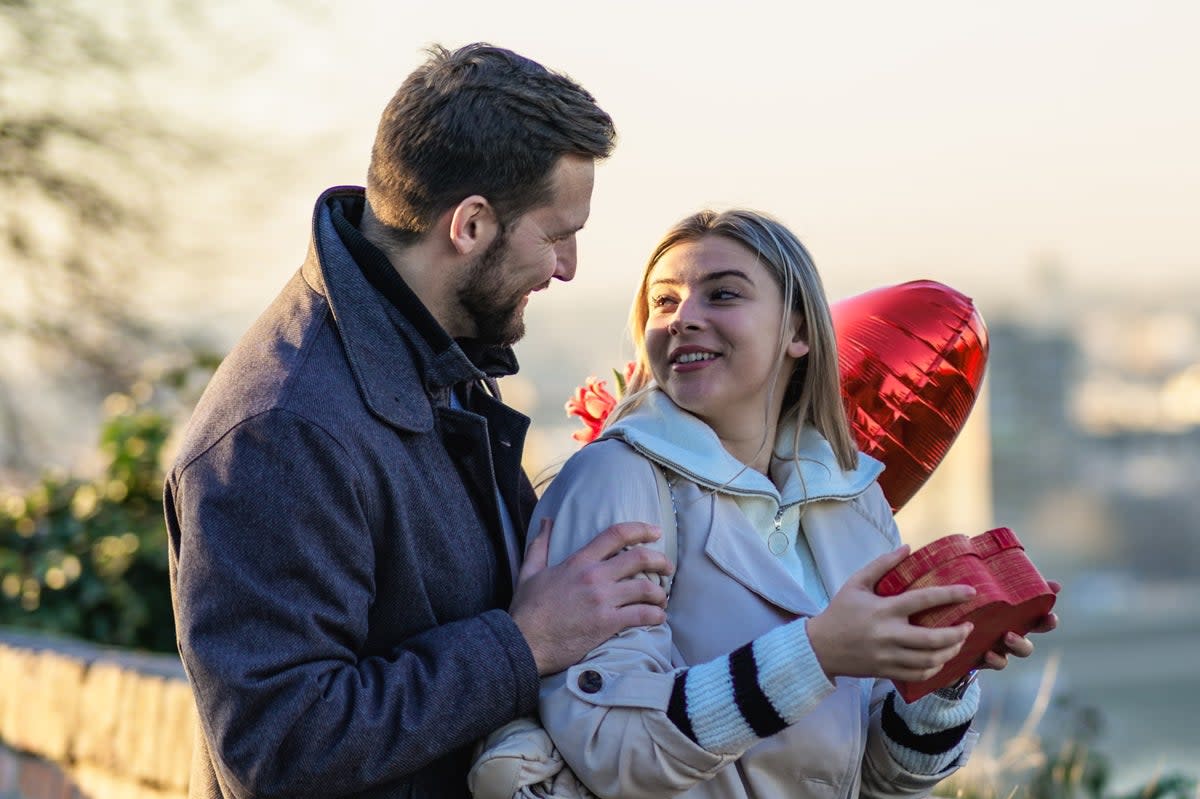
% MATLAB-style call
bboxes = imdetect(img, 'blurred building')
[987,307,1200,584]
[894,387,994,548]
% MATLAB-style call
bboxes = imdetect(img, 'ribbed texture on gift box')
[875,527,1056,701]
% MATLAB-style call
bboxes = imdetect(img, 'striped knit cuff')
[666,618,835,756]
[880,680,979,775]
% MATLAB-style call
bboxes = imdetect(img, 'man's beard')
[456,228,528,348]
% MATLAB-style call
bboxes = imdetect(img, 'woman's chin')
[664,389,714,421]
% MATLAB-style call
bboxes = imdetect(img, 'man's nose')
[553,237,577,282]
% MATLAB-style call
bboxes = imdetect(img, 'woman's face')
[643,235,809,439]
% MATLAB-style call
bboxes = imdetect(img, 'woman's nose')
[667,296,704,334]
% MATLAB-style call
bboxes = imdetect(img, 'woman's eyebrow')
[702,269,753,284]
[648,269,754,289]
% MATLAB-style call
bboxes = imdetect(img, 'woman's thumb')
[854,545,911,590]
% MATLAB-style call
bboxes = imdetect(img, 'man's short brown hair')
[366,43,616,246]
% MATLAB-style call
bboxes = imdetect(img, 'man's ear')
[786,317,810,359]
[447,195,499,256]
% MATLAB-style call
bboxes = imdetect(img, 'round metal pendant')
[767,530,789,556]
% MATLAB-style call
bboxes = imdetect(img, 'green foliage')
[0,394,172,651]
[0,357,217,653]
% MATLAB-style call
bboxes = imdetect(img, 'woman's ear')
[786,317,810,359]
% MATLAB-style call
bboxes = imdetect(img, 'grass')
[940,655,1197,799]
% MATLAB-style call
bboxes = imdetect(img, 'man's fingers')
[610,574,669,610]
[577,521,662,561]
[603,544,673,582]
[518,518,552,581]
[611,602,667,630]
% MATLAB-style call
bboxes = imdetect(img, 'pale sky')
[161,0,1198,330]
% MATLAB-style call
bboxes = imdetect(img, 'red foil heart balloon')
[831,280,989,512]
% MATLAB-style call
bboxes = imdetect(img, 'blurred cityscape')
[981,288,1200,785]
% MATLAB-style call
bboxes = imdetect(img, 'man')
[165,43,672,799]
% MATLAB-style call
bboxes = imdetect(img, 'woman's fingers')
[891,583,976,617]
[899,622,973,651]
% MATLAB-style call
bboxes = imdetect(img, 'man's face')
[456,155,595,347]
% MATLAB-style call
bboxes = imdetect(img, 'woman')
[532,209,1055,798]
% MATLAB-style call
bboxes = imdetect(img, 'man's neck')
[360,205,463,338]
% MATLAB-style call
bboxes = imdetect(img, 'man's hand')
[807,546,977,684]
[510,518,674,676]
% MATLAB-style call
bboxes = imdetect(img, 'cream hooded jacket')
[534,390,976,799]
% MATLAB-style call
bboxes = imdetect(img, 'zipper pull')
[767,506,788,556]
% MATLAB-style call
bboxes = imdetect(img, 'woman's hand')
[978,580,1061,671]
[806,546,976,684]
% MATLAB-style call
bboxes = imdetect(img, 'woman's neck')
[712,419,778,475]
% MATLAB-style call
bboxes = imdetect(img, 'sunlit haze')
[167,0,1199,330]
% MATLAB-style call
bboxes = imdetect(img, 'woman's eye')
[649,294,677,309]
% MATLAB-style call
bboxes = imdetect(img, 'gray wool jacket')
[165,187,540,799]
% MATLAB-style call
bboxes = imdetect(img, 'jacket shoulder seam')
[173,407,366,499]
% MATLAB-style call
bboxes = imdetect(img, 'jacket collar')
[601,390,881,505]
[301,186,519,432]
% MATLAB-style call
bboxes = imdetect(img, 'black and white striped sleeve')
[665,616,978,774]
[665,617,834,755]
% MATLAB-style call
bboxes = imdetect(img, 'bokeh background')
[3,0,1197,791]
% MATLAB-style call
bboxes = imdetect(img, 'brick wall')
[0,629,194,799]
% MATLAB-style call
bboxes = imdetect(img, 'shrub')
[0,357,215,653]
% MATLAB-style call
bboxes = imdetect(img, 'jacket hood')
[600,389,882,506]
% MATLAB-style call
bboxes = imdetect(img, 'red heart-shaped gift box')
[874,527,1056,702]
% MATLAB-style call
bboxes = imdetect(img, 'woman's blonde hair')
[607,209,858,472]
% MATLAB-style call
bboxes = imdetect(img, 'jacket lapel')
[683,483,823,617]
[803,500,892,598]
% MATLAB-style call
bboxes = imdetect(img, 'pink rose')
[565,377,617,443]
[564,362,636,444]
